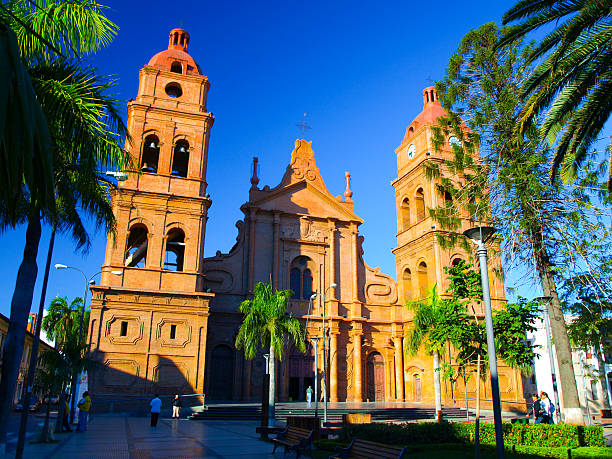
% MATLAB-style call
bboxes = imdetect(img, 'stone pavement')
[21,416,277,458]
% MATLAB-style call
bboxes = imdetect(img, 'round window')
[165,83,183,98]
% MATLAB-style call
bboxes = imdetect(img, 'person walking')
[150,394,162,427]
[62,394,72,432]
[172,395,182,419]
[306,386,313,408]
[540,392,555,424]
[76,391,92,432]
[527,394,542,423]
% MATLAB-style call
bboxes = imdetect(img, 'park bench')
[271,426,313,457]
[329,438,408,459]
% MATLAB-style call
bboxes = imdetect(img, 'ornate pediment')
[278,139,329,192]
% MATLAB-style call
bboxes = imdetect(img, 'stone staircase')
[188,403,474,423]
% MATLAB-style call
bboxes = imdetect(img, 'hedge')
[339,422,605,448]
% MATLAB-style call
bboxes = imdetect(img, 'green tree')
[34,350,71,442]
[0,1,129,446]
[235,282,305,426]
[500,0,612,187]
[405,284,468,419]
[41,296,91,433]
[428,22,609,424]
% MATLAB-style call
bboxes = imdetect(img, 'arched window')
[444,191,452,207]
[172,140,189,177]
[302,269,313,300]
[141,135,159,173]
[164,228,185,271]
[451,257,464,267]
[125,225,148,268]
[290,256,314,300]
[415,188,425,221]
[170,61,182,74]
[402,268,412,302]
[290,268,301,298]
[401,198,410,230]
[417,261,428,298]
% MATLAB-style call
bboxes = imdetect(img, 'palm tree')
[404,284,448,420]
[500,0,612,188]
[0,1,128,449]
[235,282,306,426]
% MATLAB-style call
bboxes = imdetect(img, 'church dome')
[402,86,447,142]
[147,28,203,76]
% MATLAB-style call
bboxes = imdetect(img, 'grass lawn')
[312,442,612,459]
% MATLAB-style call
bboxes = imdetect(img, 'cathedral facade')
[89,29,531,408]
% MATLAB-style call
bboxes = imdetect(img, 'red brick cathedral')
[89,29,531,407]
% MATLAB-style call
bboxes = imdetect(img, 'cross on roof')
[296,113,311,138]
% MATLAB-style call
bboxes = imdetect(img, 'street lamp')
[535,295,562,424]
[321,282,337,426]
[54,265,122,422]
[463,226,504,459]
[307,293,320,418]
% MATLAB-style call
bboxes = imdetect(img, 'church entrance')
[288,347,314,401]
[209,345,234,400]
[413,374,422,401]
[366,352,385,402]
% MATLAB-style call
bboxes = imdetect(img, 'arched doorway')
[209,345,234,400]
[366,352,385,402]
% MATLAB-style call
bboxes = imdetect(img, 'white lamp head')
[111,270,123,276]
[330,283,337,288]
[54,264,68,269]
[310,293,318,300]
[463,226,496,244]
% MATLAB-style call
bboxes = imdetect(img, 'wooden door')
[210,345,234,400]
[414,374,421,401]
[366,352,385,401]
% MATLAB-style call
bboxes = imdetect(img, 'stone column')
[352,326,363,402]
[351,223,359,302]
[328,220,336,299]
[394,336,405,401]
[330,331,338,402]
[247,208,257,294]
[272,212,280,289]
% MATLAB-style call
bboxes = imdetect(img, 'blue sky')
[0,0,550,316]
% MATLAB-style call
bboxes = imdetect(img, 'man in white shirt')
[150,394,162,427]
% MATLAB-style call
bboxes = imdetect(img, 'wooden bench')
[271,426,313,457]
[329,438,407,459]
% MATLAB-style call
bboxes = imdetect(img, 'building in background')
[88,28,531,409]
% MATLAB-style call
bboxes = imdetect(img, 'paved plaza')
[21,417,277,458]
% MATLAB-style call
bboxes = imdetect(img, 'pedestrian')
[306,386,313,408]
[172,395,182,419]
[76,391,91,432]
[540,391,555,424]
[527,394,542,423]
[150,394,162,426]
[62,394,72,432]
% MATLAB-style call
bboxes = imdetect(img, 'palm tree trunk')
[40,398,52,442]
[532,226,583,424]
[433,350,442,421]
[268,343,276,427]
[0,212,42,453]
[55,391,66,434]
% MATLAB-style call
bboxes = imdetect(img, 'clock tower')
[392,86,505,305]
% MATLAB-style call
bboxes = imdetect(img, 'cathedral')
[89,29,531,408]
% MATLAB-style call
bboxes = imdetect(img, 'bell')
[149,141,157,149]
[178,145,186,153]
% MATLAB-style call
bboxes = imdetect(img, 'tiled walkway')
[22,417,277,458]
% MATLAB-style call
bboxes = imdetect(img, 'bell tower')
[89,29,213,398]
[392,86,504,304]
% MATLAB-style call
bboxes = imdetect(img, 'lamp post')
[535,295,562,424]
[307,292,320,418]
[463,226,504,459]
[321,283,337,426]
[54,265,122,423]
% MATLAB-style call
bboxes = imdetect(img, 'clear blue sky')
[0,0,543,316]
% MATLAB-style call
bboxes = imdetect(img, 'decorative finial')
[296,113,311,139]
[250,157,259,189]
[344,171,353,201]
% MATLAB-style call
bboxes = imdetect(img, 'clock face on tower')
[408,144,416,159]
[448,136,461,147]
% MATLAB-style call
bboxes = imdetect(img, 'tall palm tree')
[500,0,612,187]
[0,1,128,450]
[235,282,305,426]
[405,284,448,420]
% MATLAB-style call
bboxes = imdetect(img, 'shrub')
[337,422,605,448]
